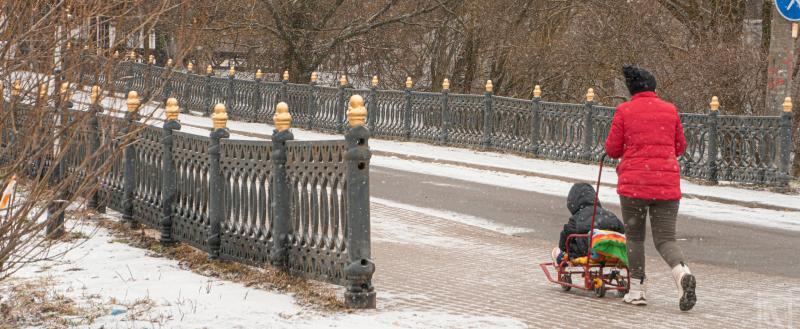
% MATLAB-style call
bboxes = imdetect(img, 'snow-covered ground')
[3,215,525,329]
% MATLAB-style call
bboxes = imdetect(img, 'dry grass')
[94,217,346,312]
[0,277,106,328]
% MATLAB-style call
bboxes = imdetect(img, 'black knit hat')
[622,65,657,96]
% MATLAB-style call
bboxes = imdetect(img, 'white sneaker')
[551,247,561,265]
[623,277,647,305]
[672,263,697,311]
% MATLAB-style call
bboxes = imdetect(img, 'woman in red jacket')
[605,65,696,311]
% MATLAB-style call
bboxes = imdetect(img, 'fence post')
[160,98,182,244]
[269,102,293,267]
[226,66,235,116]
[482,80,493,149]
[203,65,213,117]
[530,85,542,155]
[338,75,348,133]
[87,86,104,212]
[121,91,140,228]
[280,70,289,103]
[581,88,595,161]
[207,103,229,259]
[368,76,378,131]
[254,69,264,121]
[707,96,720,184]
[779,97,794,186]
[404,77,413,140]
[308,72,318,129]
[343,94,376,309]
[439,79,450,145]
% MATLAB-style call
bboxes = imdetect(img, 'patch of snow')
[8,219,526,328]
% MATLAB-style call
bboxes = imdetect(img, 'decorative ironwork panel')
[62,110,92,193]
[677,114,711,179]
[716,116,783,184]
[219,139,274,265]
[448,94,485,147]
[182,74,207,113]
[229,79,260,120]
[257,82,282,121]
[207,77,229,109]
[97,115,127,212]
[285,140,348,286]
[591,105,618,164]
[492,96,532,153]
[371,90,406,138]
[172,131,211,250]
[314,86,342,132]
[131,124,164,229]
[286,84,312,127]
[537,102,584,160]
[408,91,441,143]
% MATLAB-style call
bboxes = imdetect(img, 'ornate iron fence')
[87,60,795,186]
[0,88,376,309]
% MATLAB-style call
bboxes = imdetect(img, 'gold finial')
[113,50,119,59]
[165,98,180,120]
[273,102,292,132]
[212,103,228,129]
[347,95,367,127]
[485,80,493,93]
[311,72,318,83]
[783,97,793,113]
[283,70,289,81]
[586,88,595,102]
[148,54,155,64]
[533,85,542,98]
[11,80,21,97]
[129,50,136,60]
[187,62,194,72]
[405,77,413,89]
[206,65,213,75]
[255,69,263,80]
[442,78,450,90]
[371,75,379,87]
[91,85,101,104]
[710,96,720,111]
[38,83,48,99]
[340,75,348,86]
[228,66,235,77]
[167,58,173,67]
[66,42,71,50]
[126,91,140,113]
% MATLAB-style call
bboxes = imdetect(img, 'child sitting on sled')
[551,183,627,265]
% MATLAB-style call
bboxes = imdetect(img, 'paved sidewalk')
[370,202,799,328]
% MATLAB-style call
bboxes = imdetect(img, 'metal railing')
[0,87,376,309]
[81,58,795,187]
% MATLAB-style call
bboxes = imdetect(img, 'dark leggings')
[620,196,686,280]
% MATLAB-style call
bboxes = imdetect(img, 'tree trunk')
[766,4,794,115]
[743,0,764,48]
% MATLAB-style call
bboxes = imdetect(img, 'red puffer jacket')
[605,91,686,200]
